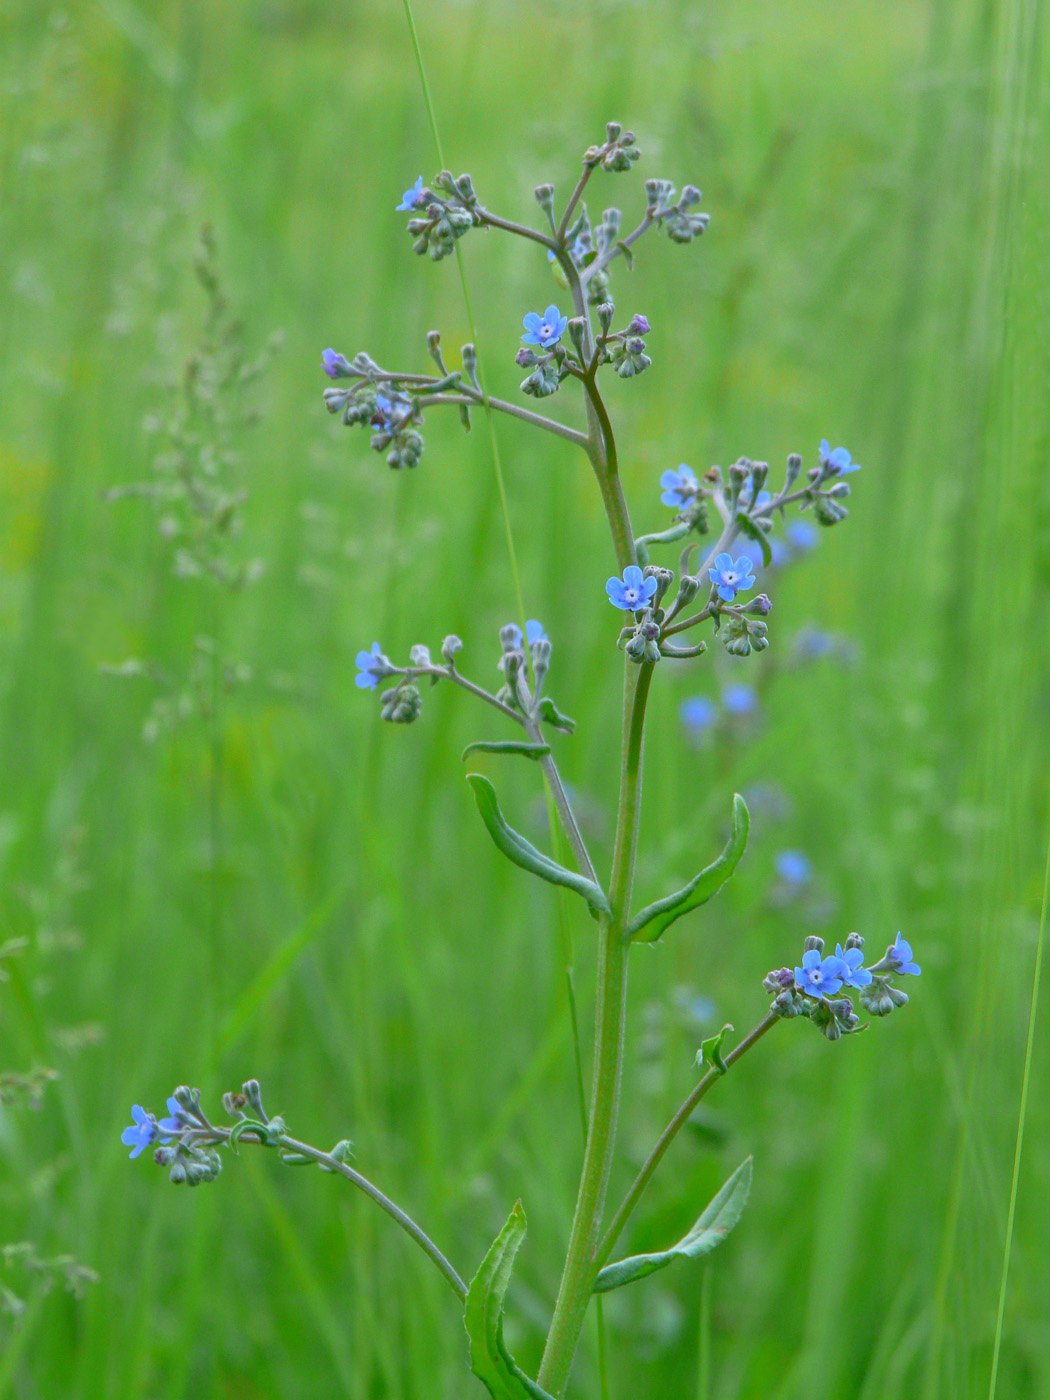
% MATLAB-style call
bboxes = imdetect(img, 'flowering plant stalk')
[126,123,921,1399]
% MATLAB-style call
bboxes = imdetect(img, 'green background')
[1,0,1048,1395]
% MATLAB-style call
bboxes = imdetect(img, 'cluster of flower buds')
[595,306,652,378]
[121,1085,224,1186]
[321,349,440,470]
[396,172,479,261]
[583,121,642,174]
[764,932,921,1040]
[643,180,710,243]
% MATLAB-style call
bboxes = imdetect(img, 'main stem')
[537,660,654,1396]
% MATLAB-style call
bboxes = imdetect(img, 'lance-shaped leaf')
[630,795,750,946]
[466,774,610,916]
[593,1157,752,1294]
[627,793,749,942]
[462,741,552,763]
[735,511,772,567]
[464,1201,557,1400]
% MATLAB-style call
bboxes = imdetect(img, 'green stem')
[537,661,654,1397]
[595,1013,780,1270]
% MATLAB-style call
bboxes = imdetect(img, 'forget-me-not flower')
[681,695,717,734]
[708,552,756,602]
[321,349,352,379]
[522,305,569,349]
[722,684,757,716]
[775,851,811,885]
[834,943,873,989]
[795,949,848,998]
[374,393,400,432]
[819,439,861,475]
[606,565,658,611]
[660,466,698,508]
[121,1104,175,1159]
[786,519,819,553]
[355,642,386,691]
[396,176,426,212]
[888,932,921,976]
[506,621,548,649]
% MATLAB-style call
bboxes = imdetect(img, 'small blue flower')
[374,393,401,432]
[606,565,658,612]
[321,348,353,380]
[786,519,819,552]
[522,305,569,348]
[121,1105,159,1159]
[794,627,837,659]
[157,1097,183,1137]
[506,620,547,649]
[396,176,426,212]
[819,439,861,475]
[889,931,921,976]
[722,684,757,716]
[660,465,698,508]
[775,851,811,885]
[355,642,386,691]
[547,237,588,267]
[680,695,717,734]
[834,943,873,989]
[794,949,847,998]
[708,552,756,603]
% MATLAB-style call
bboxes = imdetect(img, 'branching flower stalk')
[126,125,921,1400]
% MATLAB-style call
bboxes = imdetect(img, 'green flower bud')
[521,362,561,398]
[804,935,824,953]
[597,302,616,334]
[813,494,849,526]
[567,318,587,357]
[380,684,423,724]
[409,644,432,668]
[785,452,802,488]
[644,566,674,605]
[441,635,463,664]
[534,184,555,218]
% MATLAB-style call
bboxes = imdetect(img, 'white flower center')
[624,588,639,604]
[540,322,553,338]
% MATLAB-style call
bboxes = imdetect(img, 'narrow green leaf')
[593,1157,753,1294]
[615,240,635,269]
[464,1202,557,1400]
[534,697,576,734]
[699,1023,734,1076]
[466,775,610,915]
[628,794,750,941]
[735,511,772,567]
[461,741,551,763]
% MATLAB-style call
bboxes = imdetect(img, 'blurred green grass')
[0,0,1048,1395]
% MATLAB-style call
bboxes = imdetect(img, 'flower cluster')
[396,171,478,261]
[765,932,921,1040]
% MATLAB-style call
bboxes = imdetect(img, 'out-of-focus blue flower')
[775,851,811,884]
[355,642,386,691]
[768,538,790,568]
[722,684,757,716]
[522,305,569,348]
[396,176,426,212]
[794,949,847,998]
[681,695,717,734]
[606,565,658,611]
[507,621,547,649]
[888,932,921,976]
[321,349,353,379]
[374,392,400,432]
[708,553,756,602]
[547,237,588,266]
[742,486,772,511]
[660,466,698,508]
[835,943,873,989]
[819,439,861,475]
[121,1105,159,1159]
[794,627,837,659]
[786,519,819,552]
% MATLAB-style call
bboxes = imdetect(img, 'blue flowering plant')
[128,122,917,1400]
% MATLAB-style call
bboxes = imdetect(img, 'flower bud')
[803,935,824,954]
[516,347,538,368]
[531,638,552,695]
[745,594,772,616]
[606,120,622,142]
[455,173,476,202]
[628,313,650,335]
[441,635,463,664]
[728,458,750,486]
[426,330,441,353]
[672,575,701,610]
[597,302,616,334]
[827,481,851,499]
[772,988,804,1018]
[763,967,794,994]
[785,453,802,488]
[461,342,479,388]
[844,931,864,951]
[409,644,432,668]
[380,683,423,724]
[643,566,674,605]
[534,183,555,217]
[499,624,522,653]
[679,185,702,208]
[567,318,587,357]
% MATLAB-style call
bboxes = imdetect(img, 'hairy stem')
[595,1013,780,1270]
[476,207,556,249]
[537,661,654,1396]
[419,392,588,448]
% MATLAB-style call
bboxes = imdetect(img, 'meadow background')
[1,0,1048,1396]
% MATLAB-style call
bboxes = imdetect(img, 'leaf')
[535,696,576,734]
[698,1023,733,1076]
[462,741,551,763]
[615,240,635,269]
[464,1202,557,1400]
[735,511,772,568]
[628,794,749,942]
[466,774,610,915]
[593,1157,753,1294]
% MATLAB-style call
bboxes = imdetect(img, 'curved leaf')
[464,1202,557,1400]
[466,774,610,916]
[594,1157,752,1294]
[628,794,749,942]
[735,511,772,567]
[534,697,576,734]
[462,741,551,763]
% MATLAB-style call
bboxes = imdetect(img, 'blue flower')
[522,305,569,348]
[834,943,873,988]
[794,949,847,998]
[660,466,698,508]
[775,851,811,885]
[506,620,547,649]
[158,1097,183,1136]
[355,642,386,691]
[794,627,836,659]
[786,519,819,552]
[742,486,772,511]
[708,552,756,603]
[680,695,717,734]
[888,931,921,976]
[819,439,861,475]
[547,237,588,267]
[396,176,426,212]
[722,684,757,716]
[121,1105,160,1159]
[321,348,352,380]
[606,565,658,612]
